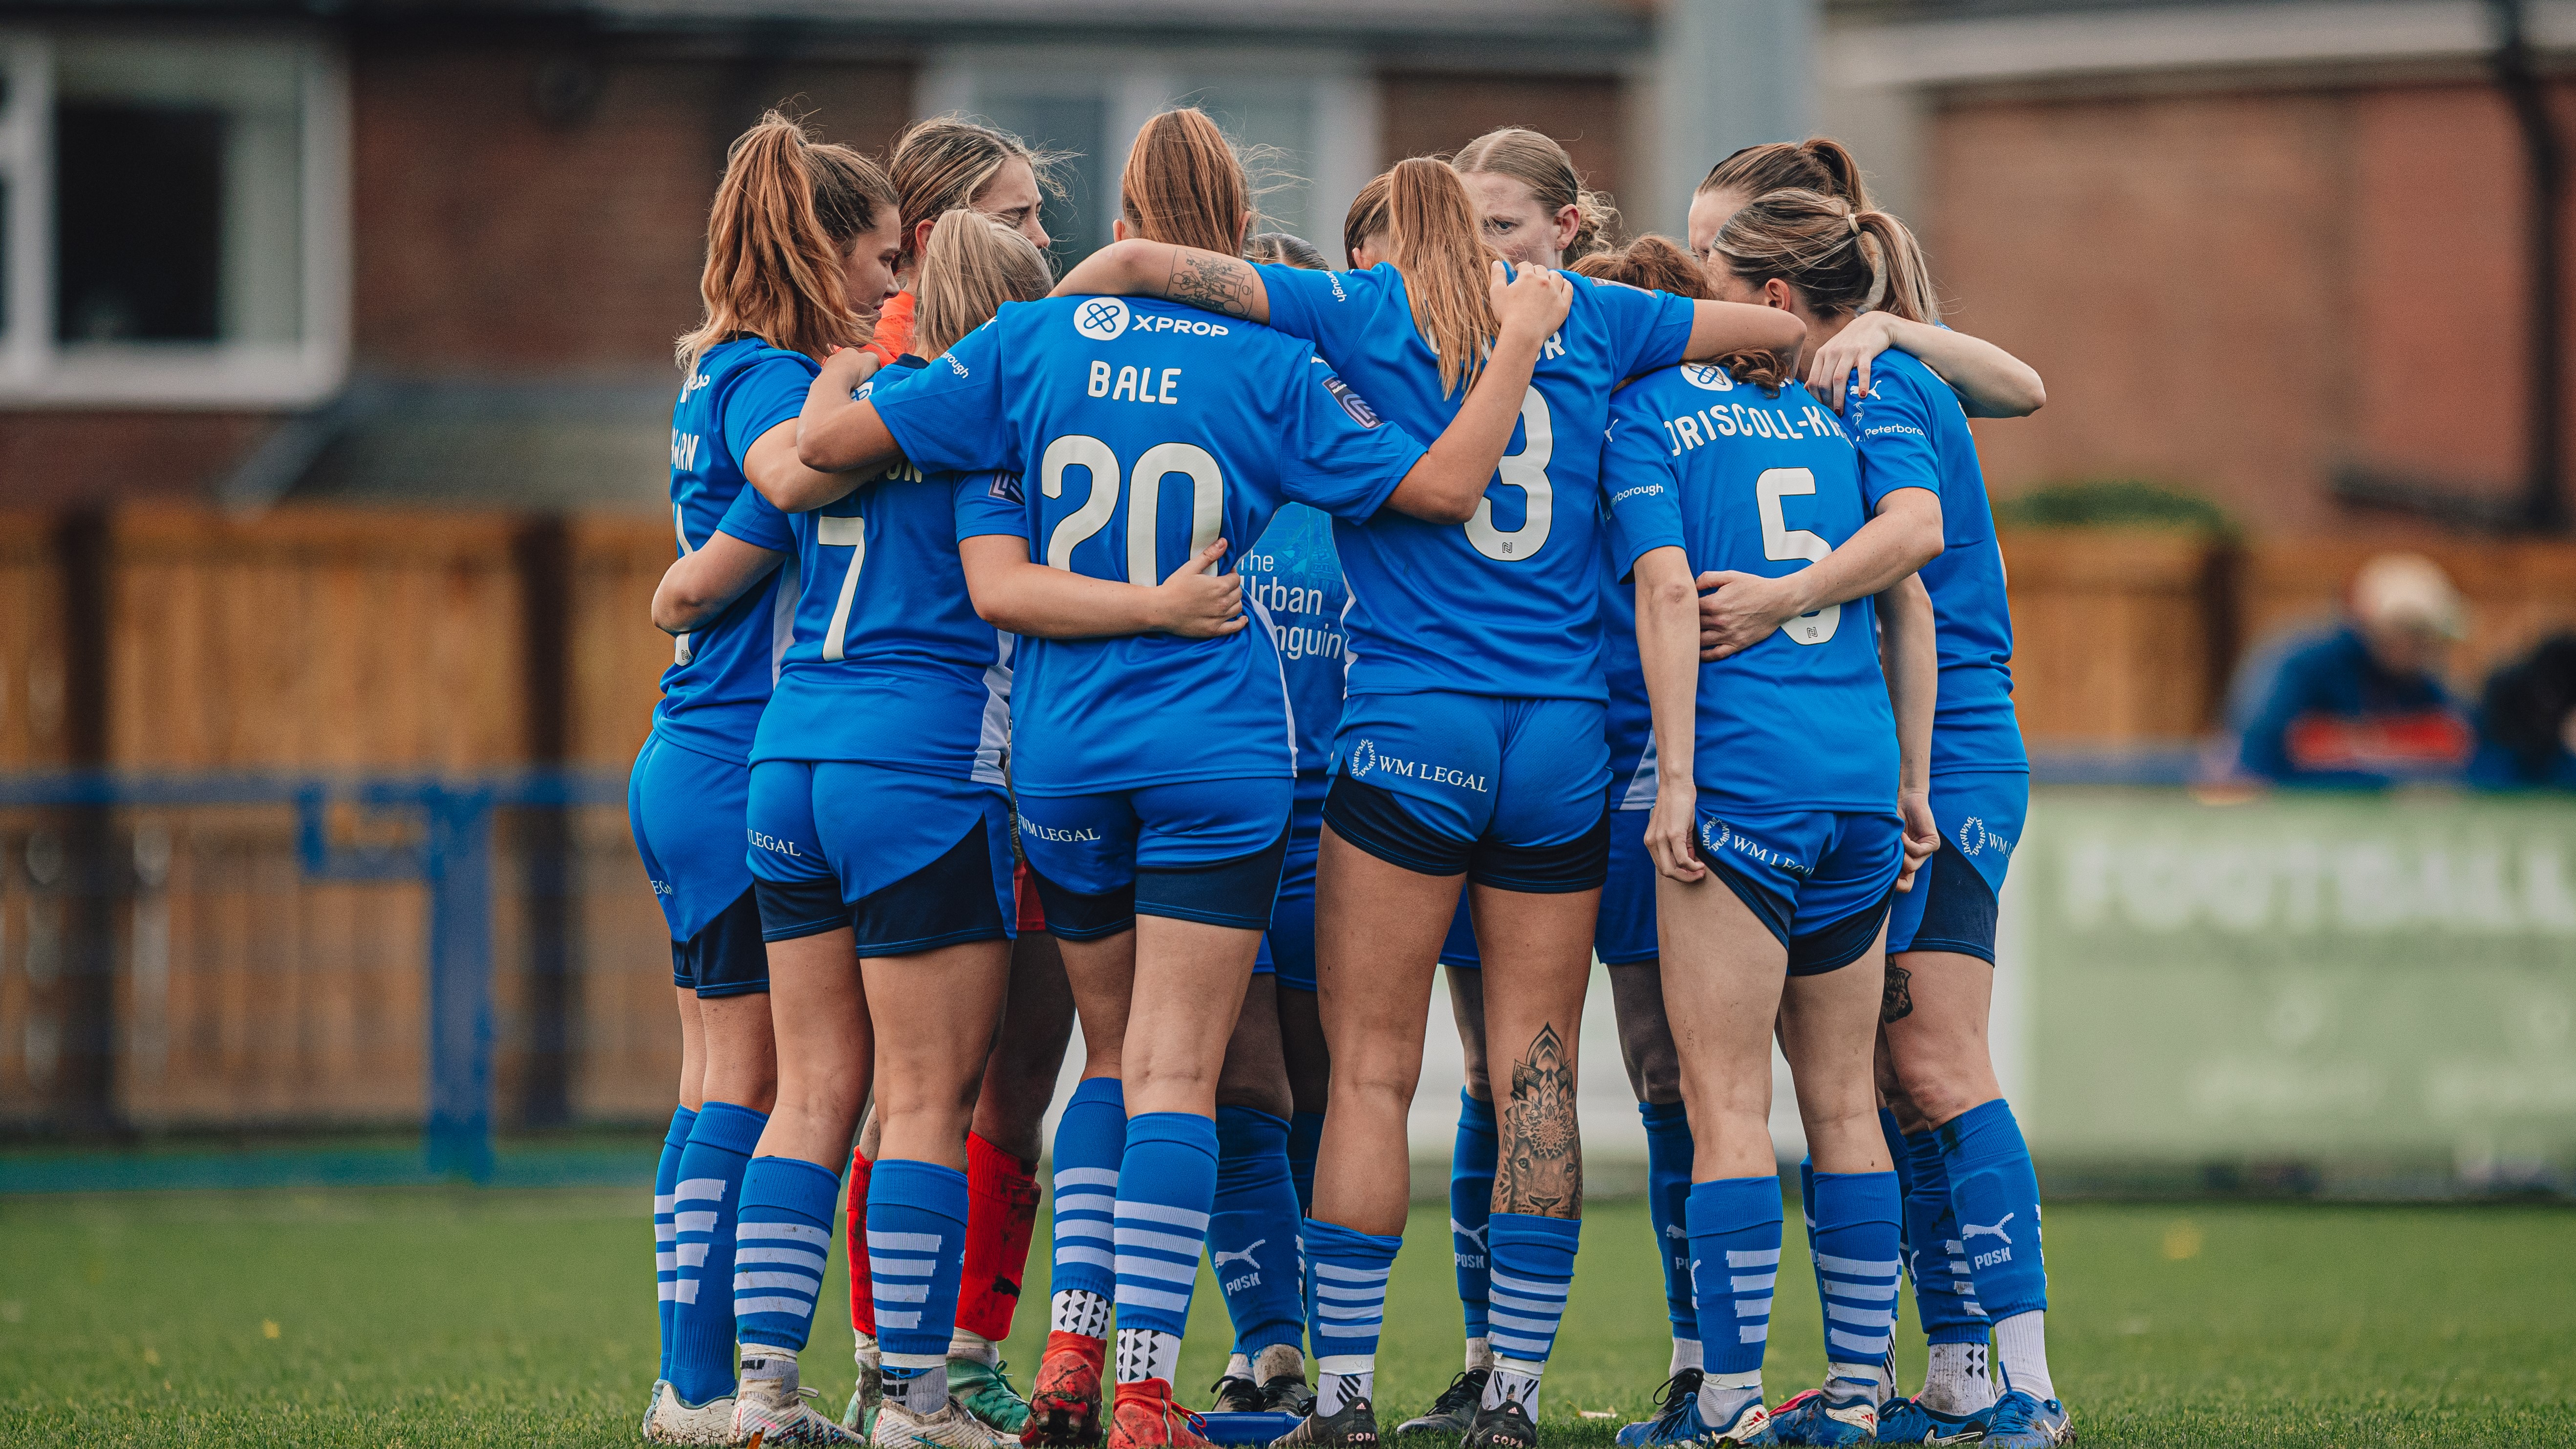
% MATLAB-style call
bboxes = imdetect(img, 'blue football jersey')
[654,337,807,764]
[1254,262,1696,703]
[1603,367,1895,813]
[751,363,1013,780]
[1846,348,2026,775]
[866,296,1428,796]
[1241,503,1351,805]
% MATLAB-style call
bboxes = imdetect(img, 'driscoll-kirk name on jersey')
[1656,399,1847,456]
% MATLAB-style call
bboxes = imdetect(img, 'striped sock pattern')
[735,1154,842,1352]
[1048,1076,1125,1337]
[1484,1213,1579,1369]
[1449,1092,1498,1346]
[1304,1216,1400,1414]
[1685,1175,1783,1375]
[669,1101,765,1404]
[1809,1171,1903,1377]
[1112,1112,1218,1385]
[655,1105,695,1384]
[870,1158,970,1416]
[1903,1129,1986,1342]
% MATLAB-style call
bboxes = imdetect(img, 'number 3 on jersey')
[1041,434,1222,581]
[1757,467,1840,645]
[1465,388,1551,562]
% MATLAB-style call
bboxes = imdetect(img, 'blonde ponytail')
[914,210,1054,359]
[1378,157,1503,399]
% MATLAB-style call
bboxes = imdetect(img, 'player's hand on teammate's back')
[1489,259,1574,344]
[1804,310,1902,411]
[1150,540,1246,639]
[1696,569,1804,659]
[1894,786,1939,892]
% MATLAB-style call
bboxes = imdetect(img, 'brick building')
[2,0,2567,535]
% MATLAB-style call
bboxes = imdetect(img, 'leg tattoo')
[1881,964,1914,1024]
[1494,1023,1580,1218]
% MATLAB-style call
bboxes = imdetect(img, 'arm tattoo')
[1881,964,1914,1024]
[1166,254,1256,319]
[1494,1023,1581,1219]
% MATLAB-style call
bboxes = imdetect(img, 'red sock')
[956,1131,1042,1342]
[847,1146,876,1338]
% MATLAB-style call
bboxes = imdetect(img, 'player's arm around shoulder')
[1052,238,1275,325]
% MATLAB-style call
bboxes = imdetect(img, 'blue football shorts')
[1885,769,2027,963]
[744,759,1015,958]
[629,731,768,996]
[1693,805,1903,976]
[1325,692,1611,892]
[1015,776,1293,941]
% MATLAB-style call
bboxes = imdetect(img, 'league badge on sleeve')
[1322,375,1382,428]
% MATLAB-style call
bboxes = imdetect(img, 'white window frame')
[0,28,349,409]
[919,44,1380,265]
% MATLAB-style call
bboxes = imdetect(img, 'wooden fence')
[3,507,2572,1134]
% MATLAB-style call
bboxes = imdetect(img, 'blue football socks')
[1112,1112,1219,1387]
[1450,1090,1499,1365]
[1047,1076,1125,1340]
[669,1101,765,1405]
[655,1105,696,1385]
[1941,1098,2053,1403]
[1686,1175,1783,1425]
[733,1153,842,1390]
[1641,1099,1698,1371]
[1287,1110,1326,1216]
[1212,1106,1307,1361]
[1306,1216,1401,1415]
[1809,1171,1903,1399]
[869,1158,970,1416]
[1482,1213,1579,1418]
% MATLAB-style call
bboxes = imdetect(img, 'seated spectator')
[2237,553,2474,788]
[2469,632,2576,790]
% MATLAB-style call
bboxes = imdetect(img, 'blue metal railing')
[0,769,624,1181]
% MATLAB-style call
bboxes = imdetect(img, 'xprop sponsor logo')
[1073,297,1131,341]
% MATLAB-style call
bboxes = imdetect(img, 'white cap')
[2350,552,2468,639]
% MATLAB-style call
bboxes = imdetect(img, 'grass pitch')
[0,1182,2568,1447]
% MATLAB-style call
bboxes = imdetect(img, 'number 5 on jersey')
[1757,467,1840,645]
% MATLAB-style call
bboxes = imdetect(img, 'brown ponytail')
[1571,236,1788,391]
[914,210,1054,359]
[1452,126,1619,260]
[1120,108,1257,256]
[678,111,896,369]
[1374,157,1504,399]
[1699,136,1874,211]
[1709,187,1939,325]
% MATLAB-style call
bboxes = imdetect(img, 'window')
[0,32,347,406]
[921,48,1378,270]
